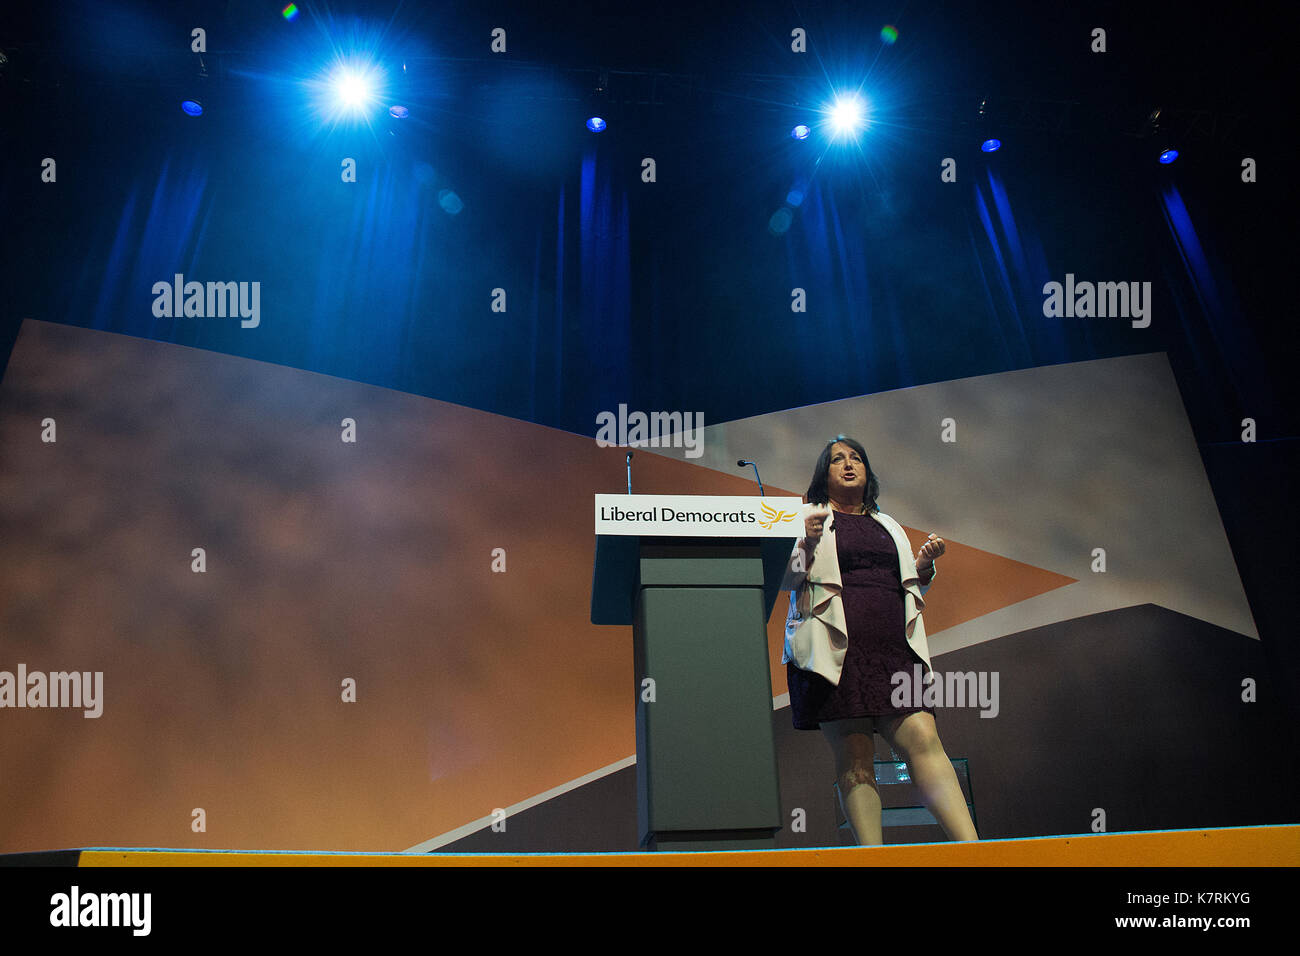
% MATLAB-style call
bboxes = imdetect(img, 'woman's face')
[826,442,866,502]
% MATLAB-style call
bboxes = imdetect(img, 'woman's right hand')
[803,506,831,545]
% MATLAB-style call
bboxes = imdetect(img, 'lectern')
[591,493,802,851]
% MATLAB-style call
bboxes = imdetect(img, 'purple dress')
[787,510,935,730]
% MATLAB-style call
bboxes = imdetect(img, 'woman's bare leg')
[821,717,883,846]
[878,711,979,842]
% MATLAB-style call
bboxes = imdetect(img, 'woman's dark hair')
[804,435,880,512]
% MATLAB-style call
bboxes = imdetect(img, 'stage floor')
[3,825,1295,866]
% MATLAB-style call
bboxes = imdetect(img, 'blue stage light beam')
[826,94,869,139]
[304,54,388,127]
[331,62,379,112]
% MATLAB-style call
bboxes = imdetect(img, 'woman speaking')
[783,436,978,845]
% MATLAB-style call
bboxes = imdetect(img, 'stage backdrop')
[0,319,1288,853]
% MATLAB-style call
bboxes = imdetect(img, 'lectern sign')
[594,494,803,537]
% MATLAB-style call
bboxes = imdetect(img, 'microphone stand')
[737,460,765,496]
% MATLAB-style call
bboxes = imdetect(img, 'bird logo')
[758,501,798,529]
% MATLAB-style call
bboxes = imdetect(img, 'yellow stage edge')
[45,824,1299,867]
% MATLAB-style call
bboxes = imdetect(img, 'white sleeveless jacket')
[780,504,936,686]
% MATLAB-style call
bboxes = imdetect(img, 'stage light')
[791,124,810,140]
[181,99,203,116]
[332,65,377,112]
[306,55,387,125]
[981,138,1001,152]
[389,105,409,118]
[586,116,606,132]
[1159,148,1179,164]
[881,25,899,45]
[828,94,867,138]
[282,4,299,21]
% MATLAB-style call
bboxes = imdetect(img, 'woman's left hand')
[916,533,945,570]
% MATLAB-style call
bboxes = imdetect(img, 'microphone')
[737,459,765,497]
[626,451,634,495]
